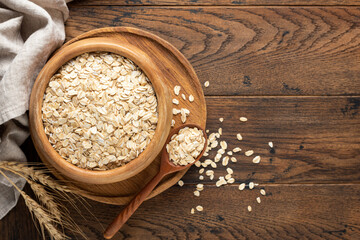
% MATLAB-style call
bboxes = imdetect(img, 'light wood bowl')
[29,37,173,185]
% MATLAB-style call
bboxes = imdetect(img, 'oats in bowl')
[42,52,158,170]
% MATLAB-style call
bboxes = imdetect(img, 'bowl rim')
[29,37,172,184]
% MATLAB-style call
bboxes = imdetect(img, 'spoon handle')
[103,171,166,239]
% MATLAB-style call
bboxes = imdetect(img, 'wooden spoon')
[103,123,208,239]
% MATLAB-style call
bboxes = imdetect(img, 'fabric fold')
[0,0,70,220]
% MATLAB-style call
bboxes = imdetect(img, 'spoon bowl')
[159,123,208,174]
[103,123,207,239]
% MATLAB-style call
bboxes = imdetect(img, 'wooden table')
[1,0,360,239]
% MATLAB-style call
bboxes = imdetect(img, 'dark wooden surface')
[1,0,360,239]
[65,6,360,96]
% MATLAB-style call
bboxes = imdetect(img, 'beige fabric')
[0,0,69,219]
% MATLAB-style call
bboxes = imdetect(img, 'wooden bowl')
[29,37,173,185]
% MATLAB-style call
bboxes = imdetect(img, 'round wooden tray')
[53,27,206,205]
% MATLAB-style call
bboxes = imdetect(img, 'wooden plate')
[53,27,206,205]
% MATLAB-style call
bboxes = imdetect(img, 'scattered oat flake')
[220,141,227,149]
[225,174,232,180]
[222,156,229,166]
[204,81,209,87]
[227,178,235,184]
[178,180,184,187]
[189,95,194,102]
[218,128,222,135]
[173,108,181,115]
[268,141,274,148]
[218,149,225,155]
[199,175,204,180]
[172,99,179,105]
[230,157,237,162]
[211,141,218,148]
[253,156,261,164]
[233,147,241,152]
[240,117,248,122]
[196,205,203,211]
[194,190,200,197]
[216,176,227,187]
[204,159,212,165]
[206,129,209,133]
[219,118,224,122]
[227,151,233,156]
[211,162,217,168]
[249,182,255,189]
[174,85,181,95]
[248,206,252,212]
[226,168,233,175]
[206,170,214,176]
[171,119,175,127]
[197,183,204,189]
[191,208,195,214]
[256,197,261,203]
[237,133,243,141]
[260,189,266,195]
[245,150,254,156]
[182,93,186,100]
[239,183,245,190]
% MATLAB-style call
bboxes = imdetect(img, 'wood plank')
[70,0,360,6]
[65,6,360,96]
[181,96,360,184]
[70,184,360,240]
[3,184,359,239]
[18,96,360,184]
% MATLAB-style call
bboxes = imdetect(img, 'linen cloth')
[0,0,69,219]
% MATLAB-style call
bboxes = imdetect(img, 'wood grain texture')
[3,184,359,240]
[71,0,360,6]
[1,2,360,240]
[68,184,360,239]
[65,6,360,96]
[17,96,360,185]
[182,96,360,184]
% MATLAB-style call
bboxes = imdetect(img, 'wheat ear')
[28,181,63,223]
[0,169,68,240]
[0,164,63,222]
[0,161,71,193]
[0,163,81,217]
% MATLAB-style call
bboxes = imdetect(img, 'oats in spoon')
[166,127,205,166]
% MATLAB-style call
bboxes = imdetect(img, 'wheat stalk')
[0,163,63,222]
[0,161,71,193]
[0,169,68,240]
[0,163,87,214]
[0,162,89,239]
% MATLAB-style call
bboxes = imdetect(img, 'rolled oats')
[42,52,158,170]
[174,85,181,95]
[166,127,205,166]
[189,95,194,102]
